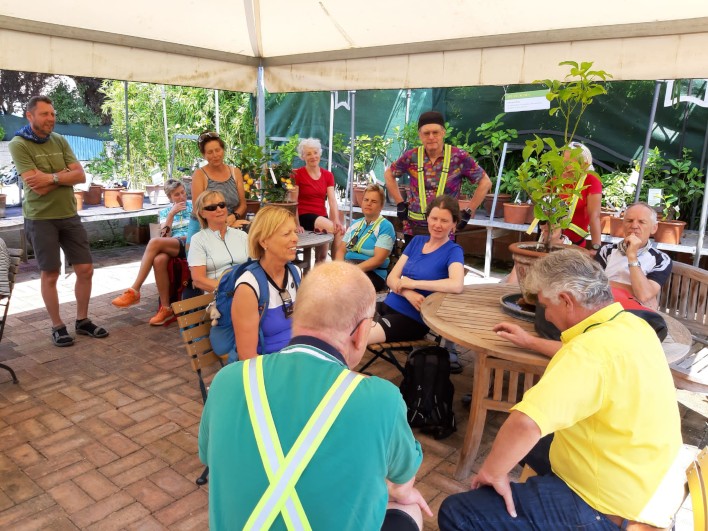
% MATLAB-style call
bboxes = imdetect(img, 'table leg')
[302,248,313,275]
[455,351,491,481]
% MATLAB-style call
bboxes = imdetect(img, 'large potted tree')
[510,61,612,293]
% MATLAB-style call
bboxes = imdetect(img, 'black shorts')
[381,508,418,531]
[176,237,187,259]
[375,302,429,342]
[25,215,92,271]
[298,213,320,231]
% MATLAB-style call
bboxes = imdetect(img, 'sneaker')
[149,306,175,326]
[112,288,140,308]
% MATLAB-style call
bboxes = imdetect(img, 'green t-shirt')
[9,133,78,220]
[199,341,423,530]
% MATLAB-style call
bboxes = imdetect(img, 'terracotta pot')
[74,190,85,211]
[352,185,367,207]
[483,193,512,218]
[525,204,536,224]
[246,200,261,215]
[600,213,612,234]
[85,184,103,205]
[103,188,124,208]
[609,216,624,237]
[0,194,6,218]
[120,190,145,212]
[653,220,686,245]
[503,203,532,225]
[285,185,299,203]
[509,241,565,297]
[266,201,298,216]
[123,224,149,244]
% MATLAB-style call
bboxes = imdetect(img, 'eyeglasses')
[349,315,377,336]
[279,289,294,318]
[203,202,227,212]
[198,132,219,143]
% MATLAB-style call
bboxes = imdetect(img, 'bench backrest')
[658,261,708,338]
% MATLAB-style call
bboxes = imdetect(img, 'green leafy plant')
[466,113,518,177]
[516,60,612,251]
[333,133,392,183]
[600,168,632,212]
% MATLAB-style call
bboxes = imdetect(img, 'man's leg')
[438,475,617,530]
[132,237,181,292]
[40,270,63,327]
[73,263,93,321]
[153,252,172,308]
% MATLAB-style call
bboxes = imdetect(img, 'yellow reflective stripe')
[245,370,363,530]
[351,217,384,253]
[243,358,310,531]
[411,144,451,219]
[527,174,588,236]
[567,223,589,238]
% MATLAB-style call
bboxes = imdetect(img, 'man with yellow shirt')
[439,249,684,530]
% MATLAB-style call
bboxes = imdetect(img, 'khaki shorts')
[25,215,93,271]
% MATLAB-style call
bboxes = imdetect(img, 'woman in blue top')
[368,195,465,343]
[230,206,300,361]
[111,179,194,324]
[335,183,395,292]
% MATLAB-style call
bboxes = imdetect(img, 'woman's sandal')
[51,325,74,347]
[75,318,109,338]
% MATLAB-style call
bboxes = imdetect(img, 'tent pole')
[214,89,220,135]
[256,66,266,201]
[328,91,334,173]
[123,81,132,184]
[348,91,356,226]
[161,85,170,178]
[693,159,708,266]
[635,80,662,202]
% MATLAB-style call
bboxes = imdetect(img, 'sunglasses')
[203,202,227,212]
[347,233,361,250]
[198,132,220,143]
[279,289,294,318]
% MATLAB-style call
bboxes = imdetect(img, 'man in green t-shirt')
[8,95,108,347]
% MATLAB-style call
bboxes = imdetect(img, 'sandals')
[75,318,109,338]
[51,325,74,347]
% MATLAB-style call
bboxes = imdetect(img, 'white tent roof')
[1,0,708,91]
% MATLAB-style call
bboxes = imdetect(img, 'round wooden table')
[421,283,693,481]
[296,231,334,274]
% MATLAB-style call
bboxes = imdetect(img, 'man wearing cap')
[385,111,492,244]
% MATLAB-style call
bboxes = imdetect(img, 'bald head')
[293,262,376,340]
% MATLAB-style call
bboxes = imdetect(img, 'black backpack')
[399,346,456,440]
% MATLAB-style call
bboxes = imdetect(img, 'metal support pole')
[214,90,220,135]
[161,85,170,177]
[635,80,662,202]
[347,91,356,225]
[123,81,131,183]
[256,66,266,201]
[328,91,334,172]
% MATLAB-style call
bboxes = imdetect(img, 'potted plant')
[653,194,686,245]
[334,133,392,206]
[600,167,633,235]
[511,60,612,292]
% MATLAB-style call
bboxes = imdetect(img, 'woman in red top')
[293,138,344,262]
[561,141,602,251]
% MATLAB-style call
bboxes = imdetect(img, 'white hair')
[567,141,593,170]
[297,138,322,159]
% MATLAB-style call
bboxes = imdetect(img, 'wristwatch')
[52,173,59,185]
[628,260,641,267]
[590,243,601,251]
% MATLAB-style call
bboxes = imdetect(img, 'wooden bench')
[0,247,23,384]
[658,261,708,393]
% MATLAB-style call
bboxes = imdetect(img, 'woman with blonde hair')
[211,206,301,362]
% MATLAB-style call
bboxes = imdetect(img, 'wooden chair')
[0,248,23,384]
[686,446,707,531]
[657,261,708,393]
[360,339,438,374]
[171,292,228,485]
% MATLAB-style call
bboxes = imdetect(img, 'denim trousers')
[439,435,621,530]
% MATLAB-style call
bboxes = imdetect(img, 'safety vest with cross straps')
[408,144,452,221]
[242,355,364,530]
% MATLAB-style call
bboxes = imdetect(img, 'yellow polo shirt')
[513,303,684,527]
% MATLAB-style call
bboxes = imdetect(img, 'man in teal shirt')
[199,262,431,530]
[9,95,108,347]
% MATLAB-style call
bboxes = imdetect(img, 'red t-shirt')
[562,172,602,245]
[293,167,334,218]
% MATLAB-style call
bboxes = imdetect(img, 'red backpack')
[167,258,192,304]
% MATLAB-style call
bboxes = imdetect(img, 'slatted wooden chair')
[657,261,708,393]
[0,248,23,384]
[686,446,707,531]
[171,292,227,485]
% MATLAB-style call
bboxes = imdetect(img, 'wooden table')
[420,283,693,481]
[296,231,334,274]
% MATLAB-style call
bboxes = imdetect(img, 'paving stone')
[80,441,119,467]
[69,491,135,529]
[149,467,197,498]
[74,469,120,501]
[153,489,208,527]
[5,442,44,468]
[111,457,168,488]
[85,501,150,531]
[125,480,175,512]
[99,432,141,457]
[48,480,95,514]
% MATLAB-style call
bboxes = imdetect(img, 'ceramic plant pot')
[74,190,85,211]
[85,184,103,205]
[484,193,512,218]
[103,188,124,208]
[503,203,532,225]
[653,220,686,245]
[120,190,144,212]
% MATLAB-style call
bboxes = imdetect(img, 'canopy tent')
[1,1,708,92]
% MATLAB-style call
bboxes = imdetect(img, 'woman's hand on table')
[401,289,425,311]
[296,225,305,234]
[493,322,534,349]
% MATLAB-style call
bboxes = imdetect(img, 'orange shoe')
[112,288,140,308]
[149,305,175,326]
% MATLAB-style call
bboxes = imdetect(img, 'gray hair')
[524,248,612,308]
[625,202,658,225]
[567,141,593,170]
[297,138,322,159]
[163,178,184,199]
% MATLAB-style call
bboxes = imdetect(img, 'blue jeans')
[438,474,621,530]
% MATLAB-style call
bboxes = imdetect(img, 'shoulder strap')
[286,262,302,286]
[200,167,211,180]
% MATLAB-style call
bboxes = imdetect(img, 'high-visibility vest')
[408,144,452,221]
[349,216,384,253]
[243,356,364,530]
[526,174,588,238]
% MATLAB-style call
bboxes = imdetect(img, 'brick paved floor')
[0,245,705,530]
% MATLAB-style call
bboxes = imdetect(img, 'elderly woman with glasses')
[187,191,248,296]
[334,184,396,292]
[224,206,300,362]
[292,137,344,262]
[187,131,248,241]
[111,179,193,325]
